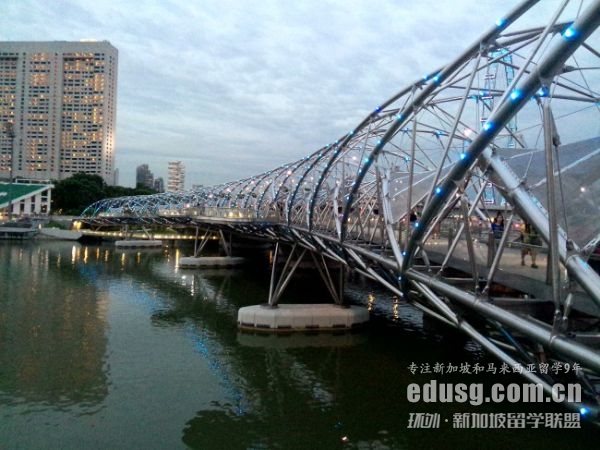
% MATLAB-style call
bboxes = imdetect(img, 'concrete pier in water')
[238,304,369,332]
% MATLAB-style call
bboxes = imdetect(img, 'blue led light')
[435,186,442,195]
[402,251,407,257]
[396,113,404,122]
[460,152,467,160]
[563,25,579,41]
[580,407,589,416]
[414,222,420,228]
[433,74,442,84]
[375,105,382,113]
[483,121,494,132]
[495,18,506,27]
[363,157,370,163]
[480,90,492,100]
[509,89,522,101]
[536,86,550,97]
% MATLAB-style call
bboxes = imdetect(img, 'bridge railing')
[167,206,259,221]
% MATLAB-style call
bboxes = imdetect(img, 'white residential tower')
[0,41,118,184]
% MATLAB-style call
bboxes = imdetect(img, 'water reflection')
[0,242,108,411]
[237,331,367,349]
[181,342,406,450]
[2,242,600,449]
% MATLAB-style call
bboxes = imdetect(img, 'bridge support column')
[219,230,232,256]
[180,226,245,268]
[193,226,213,257]
[267,242,306,307]
[237,242,369,332]
[267,242,347,307]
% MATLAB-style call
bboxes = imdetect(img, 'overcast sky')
[3,0,552,188]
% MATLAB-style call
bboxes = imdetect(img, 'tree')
[52,173,107,215]
[51,173,157,215]
[104,183,155,198]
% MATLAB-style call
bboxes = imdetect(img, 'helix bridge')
[81,0,600,419]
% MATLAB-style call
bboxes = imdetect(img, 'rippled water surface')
[1,241,599,449]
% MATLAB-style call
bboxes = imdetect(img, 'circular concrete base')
[238,304,369,332]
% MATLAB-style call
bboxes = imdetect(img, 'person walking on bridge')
[521,222,540,268]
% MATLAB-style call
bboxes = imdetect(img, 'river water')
[1,240,599,449]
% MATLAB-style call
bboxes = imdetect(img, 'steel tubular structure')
[81,0,600,418]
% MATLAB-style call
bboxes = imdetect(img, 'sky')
[2,0,546,188]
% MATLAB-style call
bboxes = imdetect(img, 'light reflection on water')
[0,242,109,414]
[0,241,599,449]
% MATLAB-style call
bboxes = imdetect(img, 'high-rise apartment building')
[0,41,118,185]
[167,161,185,192]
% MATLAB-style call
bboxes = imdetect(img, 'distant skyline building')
[0,41,118,185]
[167,161,185,192]
[135,163,154,189]
[153,176,164,193]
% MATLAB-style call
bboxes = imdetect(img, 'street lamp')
[4,121,15,221]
